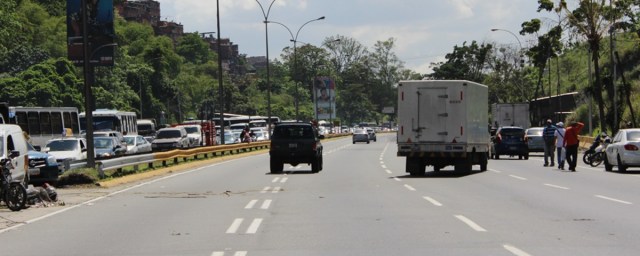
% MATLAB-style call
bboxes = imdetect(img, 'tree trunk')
[591,44,607,132]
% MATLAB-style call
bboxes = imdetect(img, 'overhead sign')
[382,107,395,114]
[67,0,115,66]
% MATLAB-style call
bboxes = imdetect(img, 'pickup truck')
[0,124,29,183]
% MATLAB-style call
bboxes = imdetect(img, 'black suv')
[491,126,529,160]
[269,122,324,173]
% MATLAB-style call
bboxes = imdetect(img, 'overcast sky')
[154,0,556,73]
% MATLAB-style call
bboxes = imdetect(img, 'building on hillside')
[119,0,161,26]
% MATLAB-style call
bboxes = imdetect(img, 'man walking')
[542,119,557,167]
[554,122,566,170]
[563,121,585,172]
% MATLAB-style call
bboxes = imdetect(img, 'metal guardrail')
[64,132,353,176]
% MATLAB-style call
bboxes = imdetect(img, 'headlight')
[172,142,180,147]
[47,155,58,166]
[100,153,111,158]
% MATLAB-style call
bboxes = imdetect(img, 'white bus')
[0,105,81,148]
[79,109,138,135]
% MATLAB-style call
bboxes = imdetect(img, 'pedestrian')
[563,121,585,172]
[554,122,566,170]
[542,119,557,167]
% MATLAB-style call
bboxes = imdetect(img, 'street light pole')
[256,0,276,135]
[216,0,225,144]
[268,16,325,121]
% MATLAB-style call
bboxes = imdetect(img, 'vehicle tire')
[407,158,423,176]
[374,138,376,142]
[353,141,355,144]
[480,153,488,171]
[518,155,523,160]
[5,183,27,212]
[366,141,369,144]
[311,157,320,173]
[604,155,613,171]
[524,153,529,160]
[583,152,592,165]
[617,155,627,172]
[495,153,500,160]
[590,152,604,167]
[270,157,283,174]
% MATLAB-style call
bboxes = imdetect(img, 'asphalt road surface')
[2,133,640,256]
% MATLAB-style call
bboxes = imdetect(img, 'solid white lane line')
[509,175,527,180]
[261,199,272,209]
[280,177,288,183]
[246,218,263,234]
[544,183,570,190]
[226,218,244,234]
[234,252,248,256]
[503,244,532,256]
[489,169,501,173]
[404,184,416,191]
[272,177,280,183]
[245,200,258,209]
[381,164,387,169]
[595,195,633,205]
[272,187,281,193]
[423,196,443,206]
[385,169,392,174]
[454,215,487,232]
[261,186,271,193]
[393,177,402,182]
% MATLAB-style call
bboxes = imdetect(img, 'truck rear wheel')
[406,158,424,176]
[270,157,283,174]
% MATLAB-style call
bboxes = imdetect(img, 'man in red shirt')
[563,121,584,171]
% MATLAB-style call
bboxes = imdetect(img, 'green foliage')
[429,40,493,83]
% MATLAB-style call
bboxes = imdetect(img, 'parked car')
[491,126,529,159]
[179,125,202,147]
[216,131,240,144]
[123,135,152,155]
[604,128,640,172]
[251,130,268,141]
[93,130,125,145]
[269,122,324,173]
[352,129,369,144]
[44,137,88,163]
[366,128,377,142]
[27,143,60,186]
[152,127,190,151]
[524,127,545,152]
[94,137,126,159]
[1,124,30,184]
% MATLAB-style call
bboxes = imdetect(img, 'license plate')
[509,146,517,150]
[29,168,40,176]
[289,143,297,148]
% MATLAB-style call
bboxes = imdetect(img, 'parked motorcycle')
[1,156,28,211]
[583,133,611,167]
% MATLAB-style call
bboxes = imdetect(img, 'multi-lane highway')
[2,133,640,256]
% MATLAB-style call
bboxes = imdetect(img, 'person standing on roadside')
[554,122,566,170]
[542,119,557,167]
[563,121,585,172]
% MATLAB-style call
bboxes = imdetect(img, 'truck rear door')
[416,87,448,143]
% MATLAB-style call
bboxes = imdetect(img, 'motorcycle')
[583,133,611,167]
[0,153,28,211]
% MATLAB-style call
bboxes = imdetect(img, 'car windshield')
[156,130,181,139]
[124,136,136,145]
[184,127,199,134]
[94,138,114,148]
[46,140,78,151]
[627,131,640,142]
[526,129,543,136]
[355,129,366,134]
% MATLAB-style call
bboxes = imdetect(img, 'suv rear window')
[272,125,314,139]
[500,128,524,137]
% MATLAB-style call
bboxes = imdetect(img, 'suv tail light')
[312,142,318,151]
[495,134,502,144]
[624,144,639,151]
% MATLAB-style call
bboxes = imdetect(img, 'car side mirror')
[9,150,20,158]
[34,145,42,151]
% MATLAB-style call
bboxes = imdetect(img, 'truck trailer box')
[491,103,530,129]
[396,80,489,174]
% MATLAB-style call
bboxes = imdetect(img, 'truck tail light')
[400,126,403,135]
[312,142,317,151]
[624,144,639,151]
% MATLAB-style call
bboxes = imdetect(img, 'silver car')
[525,127,544,153]
[352,129,369,144]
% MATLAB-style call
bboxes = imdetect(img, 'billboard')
[313,77,336,120]
[67,0,115,66]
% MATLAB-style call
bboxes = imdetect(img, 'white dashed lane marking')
[595,195,633,205]
[423,196,443,206]
[454,215,487,232]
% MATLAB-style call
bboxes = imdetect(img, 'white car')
[179,125,202,147]
[604,128,640,172]
[123,135,152,155]
[44,137,88,163]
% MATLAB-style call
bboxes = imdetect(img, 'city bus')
[79,109,138,135]
[0,104,81,148]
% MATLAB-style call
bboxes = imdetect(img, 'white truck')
[396,80,490,175]
[491,103,530,129]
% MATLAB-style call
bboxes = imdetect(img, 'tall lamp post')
[256,0,276,136]
[268,16,325,121]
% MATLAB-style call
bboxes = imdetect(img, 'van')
[0,124,29,183]
[151,127,190,151]
[177,124,202,147]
